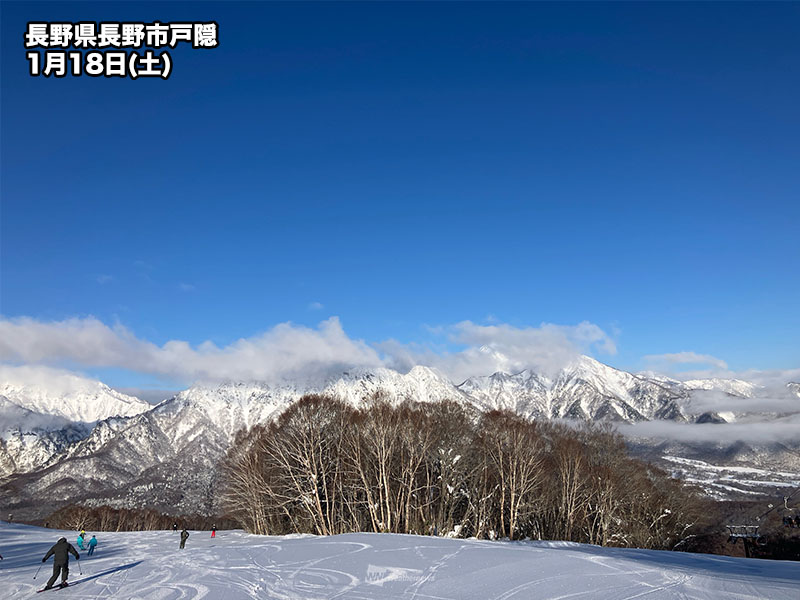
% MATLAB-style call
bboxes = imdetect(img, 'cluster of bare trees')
[44,504,231,532]
[221,394,701,550]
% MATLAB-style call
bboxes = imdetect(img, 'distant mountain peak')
[0,375,150,424]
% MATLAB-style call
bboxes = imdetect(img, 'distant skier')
[87,535,98,556]
[180,528,189,549]
[7,513,11,523]
[211,524,216,538]
[41,537,79,590]
[173,522,178,533]
[77,531,86,550]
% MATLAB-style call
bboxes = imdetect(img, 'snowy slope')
[684,378,758,398]
[324,365,470,406]
[661,456,800,499]
[458,370,551,417]
[1,522,798,599]
[0,396,91,477]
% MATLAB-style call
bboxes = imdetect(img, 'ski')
[36,583,68,593]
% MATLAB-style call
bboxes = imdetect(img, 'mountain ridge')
[2,356,798,517]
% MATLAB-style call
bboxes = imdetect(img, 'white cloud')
[383,320,617,382]
[0,364,106,396]
[308,302,324,311]
[737,367,800,389]
[0,316,618,385]
[685,388,800,416]
[620,415,800,445]
[0,316,383,385]
[643,351,729,371]
[96,274,114,285]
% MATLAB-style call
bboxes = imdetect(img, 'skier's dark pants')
[180,539,186,549]
[46,562,69,588]
[88,546,95,556]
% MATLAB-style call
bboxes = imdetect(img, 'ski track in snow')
[1,523,798,599]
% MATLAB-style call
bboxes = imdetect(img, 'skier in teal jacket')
[76,532,85,550]
[87,535,97,556]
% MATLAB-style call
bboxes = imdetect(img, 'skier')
[180,528,189,549]
[211,524,216,538]
[41,537,79,590]
[76,531,86,550]
[172,522,178,533]
[87,535,98,556]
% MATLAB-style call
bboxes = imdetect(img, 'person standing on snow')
[41,537,79,590]
[173,522,178,533]
[76,531,86,550]
[180,528,189,549]
[211,524,216,538]
[87,535,98,556]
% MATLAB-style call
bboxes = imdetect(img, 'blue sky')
[1,2,799,388]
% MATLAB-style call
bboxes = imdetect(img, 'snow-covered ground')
[662,455,800,499]
[1,522,798,599]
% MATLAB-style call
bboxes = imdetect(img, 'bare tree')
[259,395,351,535]
[220,425,271,534]
[478,411,545,540]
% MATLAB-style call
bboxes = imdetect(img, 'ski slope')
[1,522,798,599]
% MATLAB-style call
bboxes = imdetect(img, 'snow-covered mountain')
[0,396,91,477]
[0,367,474,516]
[0,369,150,424]
[326,365,470,406]
[2,358,799,517]
[0,369,150,480]
[683,378,758,398]
[459,356,686,422]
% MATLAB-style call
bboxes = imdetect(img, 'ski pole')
[33,563,42,580]
[77,559,83,575]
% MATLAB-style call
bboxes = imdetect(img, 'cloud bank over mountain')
[0,316,618,385]
[621,415,800,445]
[1,315,796,393]
[0,316,382,385]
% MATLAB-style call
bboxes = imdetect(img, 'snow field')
[0,523,798,599]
